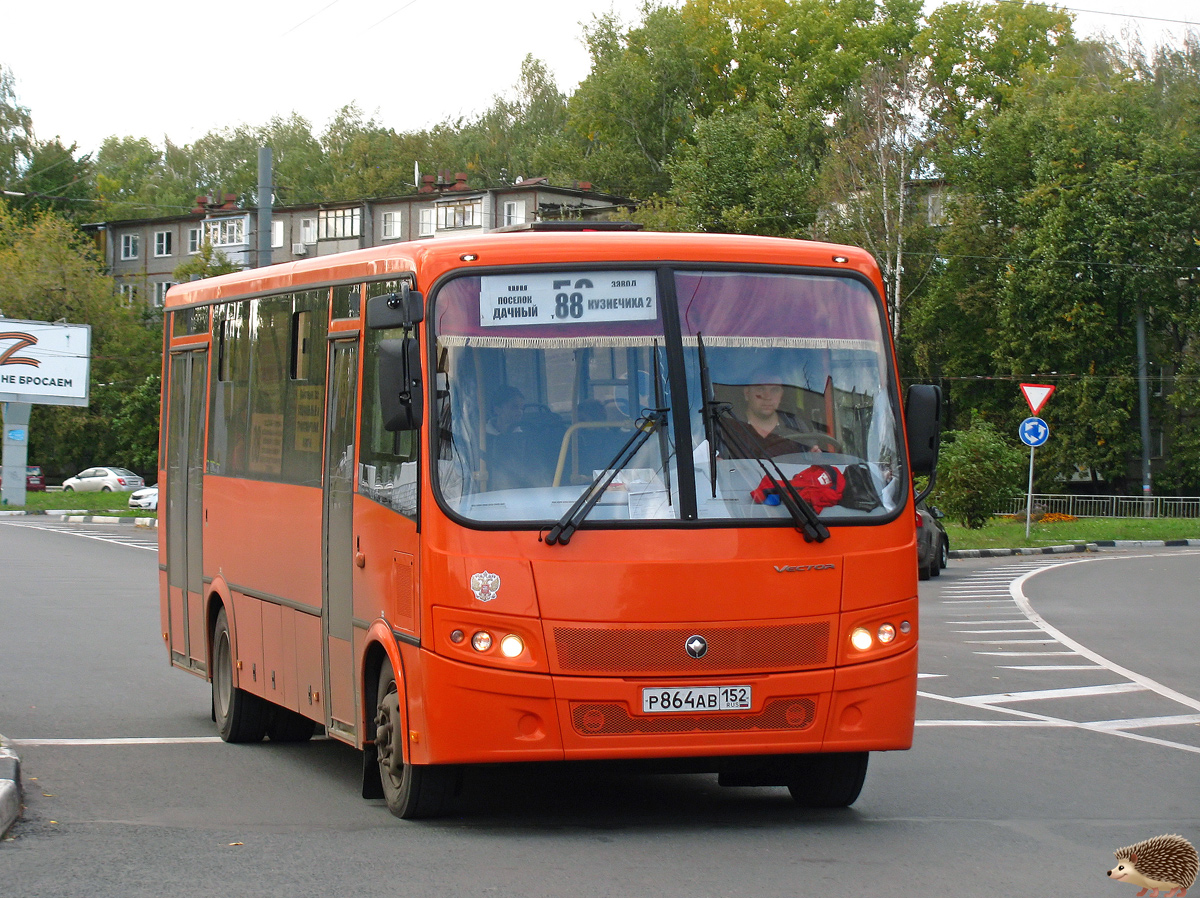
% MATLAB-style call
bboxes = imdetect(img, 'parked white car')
[128,485,158,510]
[62,466,145,493]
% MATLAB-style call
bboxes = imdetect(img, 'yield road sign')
[1019,416,1049,447]
[1020,383,1055,415]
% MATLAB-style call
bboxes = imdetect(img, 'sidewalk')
[949,537,1200,559]
[0,509,157,526]
[0,735,19,839]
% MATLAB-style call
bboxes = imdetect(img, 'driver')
[720,372,827,459]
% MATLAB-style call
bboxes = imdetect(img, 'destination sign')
[479,271,658,327]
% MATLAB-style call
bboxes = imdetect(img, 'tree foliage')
[934,420,1026,528]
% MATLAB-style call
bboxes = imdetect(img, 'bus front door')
[323,338,359,740]
[165,348,208,673]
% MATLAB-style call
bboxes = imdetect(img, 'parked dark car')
[917,502,949,581]
[0,465,45,492]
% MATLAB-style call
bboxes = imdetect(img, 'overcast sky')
[2,0,1197,159]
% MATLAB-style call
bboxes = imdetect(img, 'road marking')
[999,665,1106,671]
[957,683,1147,704]
[2,521,156,552]
[14,736,224,746]
[1010,563,1200,714]
[973,650,1078,656]
[918,690,1200,754]
[955,628,1043,634]
[1088,714,1200,730]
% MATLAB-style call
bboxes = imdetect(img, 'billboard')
[0,319,92,407]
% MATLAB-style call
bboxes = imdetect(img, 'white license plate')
[642,685,752,714]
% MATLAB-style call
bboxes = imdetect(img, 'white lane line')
[1011,563,1200,714]
[3,522,157,552]
[917,720,1074,728]
[917,690,1200,754]
[917,673,946,678]
[1000,665,1106,671]
[1089,714,1200,730]
[966,639,1059,645]
[958,683,1147,704]
[974,650,1078,656]
[955,628,1043,634]
[14,736,224,746]
[944,599,1013,604]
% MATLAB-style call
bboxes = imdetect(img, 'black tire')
[212,608,268,743]
[374,663,458,819]
[929,550,942,577]
[101,485,112,492]
[266,707,316,743]
[63,485,73,491]
[939,537,950,570]
[918,559,932,581]
[787,752,869,808]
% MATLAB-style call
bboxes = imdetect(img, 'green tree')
[934,420,1025,528]
[9,138,94,219]
[0,64,32,188]
[0,202,161,477]
[95,135,197,220]
[173,241,241,281]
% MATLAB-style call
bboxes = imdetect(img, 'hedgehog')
[1108,834,1198,898]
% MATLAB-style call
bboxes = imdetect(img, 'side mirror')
[366,283,424,329]
[378,337,423,431]
[905,384,942,476]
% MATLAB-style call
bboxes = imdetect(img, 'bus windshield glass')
[432,267,904,525]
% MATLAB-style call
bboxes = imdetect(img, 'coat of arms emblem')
[470,571,500,602]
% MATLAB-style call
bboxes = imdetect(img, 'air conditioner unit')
[292,243,308,255]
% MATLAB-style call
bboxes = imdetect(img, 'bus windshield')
[432,267,904,526]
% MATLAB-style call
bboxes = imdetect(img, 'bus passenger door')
[165,348,208,673]
[323,338,359,740]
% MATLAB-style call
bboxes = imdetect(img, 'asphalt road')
[2,518,1198,898]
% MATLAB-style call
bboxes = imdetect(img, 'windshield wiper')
[544,408,670,546]
[696,333,720,498]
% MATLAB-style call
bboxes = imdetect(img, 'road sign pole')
[1025,445,1036,539]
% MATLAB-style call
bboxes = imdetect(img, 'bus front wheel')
[374,664,458,819]
[212,608,268,743]
[787,751,869,808]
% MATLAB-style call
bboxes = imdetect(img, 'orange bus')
[159,225,941,818]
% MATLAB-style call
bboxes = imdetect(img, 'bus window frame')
[425,260,910,534]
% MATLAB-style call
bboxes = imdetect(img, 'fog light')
[900,620,911,634]
[500,634,524,658]
[850,627,873,651]
[471,631,493,652]
[878,623,896,644]
[450,629,465,644]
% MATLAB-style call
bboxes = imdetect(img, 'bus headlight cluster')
[459,629,526,658]
[850,621,909,651]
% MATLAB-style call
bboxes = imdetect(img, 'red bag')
[751,465,845,511]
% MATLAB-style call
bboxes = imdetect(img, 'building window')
[502,200,525,227]
[153,282,174,307]
[300,218,317,244]
[154,231,173,257]
[118,283,138,304]
[205,217,247,247]
[272,219,285,249]
[318,207,361,240]
[418,208,434,237]
[188,227,202,254]
[382,210,402,239]
[121,234,140,260]
[436,201,481,230]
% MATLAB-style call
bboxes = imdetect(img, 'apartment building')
[86,174,632,308]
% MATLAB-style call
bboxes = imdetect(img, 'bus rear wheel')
[212,608,268,743]
[374,664,458,819]
[787,752,869,808]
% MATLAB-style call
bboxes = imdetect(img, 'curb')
[949,538,1200,559]
[0,734,20,839]
[0,510,157,527]
[949,543,1095,559]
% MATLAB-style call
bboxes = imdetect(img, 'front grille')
[571,697,817,736]
[552,621,831,674]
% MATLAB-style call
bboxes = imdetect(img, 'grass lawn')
[945,515,1200,550]
[1,489,157,518]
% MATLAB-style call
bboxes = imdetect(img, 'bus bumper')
[414,646,916,765]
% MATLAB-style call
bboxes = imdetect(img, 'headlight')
[850,628,873,651]
[500,634,525,658]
